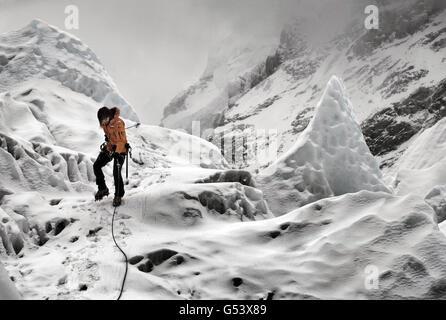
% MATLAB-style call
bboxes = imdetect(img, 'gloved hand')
[125,143,131,151]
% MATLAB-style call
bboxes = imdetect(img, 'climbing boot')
[95,188,109,201]
[113,196,122,207]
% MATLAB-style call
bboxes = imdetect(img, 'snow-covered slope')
[129,190,444,300]
[257,77,390,215]
[389,117,446,198]
[9,189,445,300]
[0,262,20,299]
[0,19,139,122]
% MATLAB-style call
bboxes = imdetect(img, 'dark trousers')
[93,151,125,197]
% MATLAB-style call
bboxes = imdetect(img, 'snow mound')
[425,185,446,224]
[124,182,272,227]
[0,263,20,299]
[0,19,138,121]
[0,132,94,193]
[133,124,228,170]
[195,170,256,187]
[258,76,390,215]
[0,92,54,144]
[393,117,446,196]
[0,192,71,255]
[132,191,446,299]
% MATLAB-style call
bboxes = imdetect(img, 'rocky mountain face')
[161,0,446,171]
[362,79,446,166]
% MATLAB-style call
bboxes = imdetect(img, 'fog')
[0,0,374,124]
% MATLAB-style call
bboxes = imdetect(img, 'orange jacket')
[101,107,128,154]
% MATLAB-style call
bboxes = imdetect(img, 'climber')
[94,106,130,207]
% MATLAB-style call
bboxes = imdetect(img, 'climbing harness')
[99,142,115,159]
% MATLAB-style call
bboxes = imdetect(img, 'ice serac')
[0,19,139,122]
[258,76,390,216]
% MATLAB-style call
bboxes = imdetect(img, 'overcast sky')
[0,0,367,124]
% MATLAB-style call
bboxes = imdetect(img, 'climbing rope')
[111,162,129,300]
[111,201,128,300]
